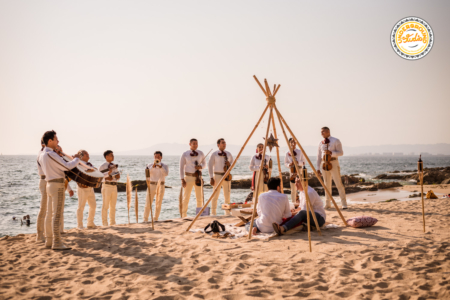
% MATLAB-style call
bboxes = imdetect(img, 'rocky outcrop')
[374,166,450,185]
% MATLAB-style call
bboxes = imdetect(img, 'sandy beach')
[1,191,449,300]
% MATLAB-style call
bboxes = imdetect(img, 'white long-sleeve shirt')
[37,149,45,176]
[249,154,271,172]
[99,162,119,182]
[208,150,234,177]
[179,150,207,179]
[284,149,306,171]
[39,147,80,181]
[255,190,292,233]
[299,186,326,221]
[316,136,344,170]
[146,162,169,182]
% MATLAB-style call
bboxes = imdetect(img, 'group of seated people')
[245,177,326,235]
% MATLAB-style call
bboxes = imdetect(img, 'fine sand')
[1,197,449,299]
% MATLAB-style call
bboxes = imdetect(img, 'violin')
[322,144,333,171]
[223,153,232,182]
[194,161,203,187]
[262,158,270,184]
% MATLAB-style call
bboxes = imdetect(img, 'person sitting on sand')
[272,177,326,235]
[245,177,292,235]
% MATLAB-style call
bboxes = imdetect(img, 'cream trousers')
[322,160,347,207]
[77,187,96,227]
[37,179,47,238]
[211,174,231,215]
[45,181,65,245]
[253,171,268,199]
[102,184,117,226]
[144,183,165,221]
[182,176,203,218]
[289,180,298,203]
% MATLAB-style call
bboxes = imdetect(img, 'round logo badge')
[391,17,434,60]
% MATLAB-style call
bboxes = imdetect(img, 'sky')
[0,0,449,155]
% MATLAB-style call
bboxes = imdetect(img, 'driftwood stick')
[304,181,312,252]
[275,105,347,226]
[271,112,283,193]
[146,180,155,230]
[273,105,321,234]
[248,106,273,239]
[420,173,425,232]
[253,75,267,96]
[186,104,270,232]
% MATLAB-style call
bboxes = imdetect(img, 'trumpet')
[154,159,161,164]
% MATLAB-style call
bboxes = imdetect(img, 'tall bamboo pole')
[185,104,270,232]
[248,106,273,239]
[146,182,155,230]
[271,112,284,193]
[275,106,347,226]
[303,179,312,252]
[274,105,322,235]
[418,156,425,232]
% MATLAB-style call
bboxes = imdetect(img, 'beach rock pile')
[374,167,450,184]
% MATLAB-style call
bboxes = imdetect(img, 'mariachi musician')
[54,145,74,233]
[76,149,97,229]
[144,151,169,222]
[179,138,206,218]
[208,138,234,216]
[39,130,80,250]
[249,143,271,195]
[284,138,306,203]
[99,150,120,226]
[316,126,348,209]
[36,140,47,242]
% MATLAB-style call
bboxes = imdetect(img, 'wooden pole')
[303,180,312,252]
[420,173,425,232]
[248,106,273,239]
[271,112,284,193]
[185,104,270,232]
[253,75,267,96]
[274,106,347,226]
[264,79,272,96]
[273,105,322,235]
[273,84,281,96]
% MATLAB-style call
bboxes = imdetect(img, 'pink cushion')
[347,216,378,228]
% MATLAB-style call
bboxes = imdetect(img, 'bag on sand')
[204,220,225,233]
[426,190,438,199]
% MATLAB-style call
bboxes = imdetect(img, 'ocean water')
[0,155,449,237]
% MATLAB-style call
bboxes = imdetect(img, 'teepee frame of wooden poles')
[185,76,348,248]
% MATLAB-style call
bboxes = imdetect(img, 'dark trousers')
[282,210,325,232]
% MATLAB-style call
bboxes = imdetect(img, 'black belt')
[104,181,117,186]
[48,178,64,183]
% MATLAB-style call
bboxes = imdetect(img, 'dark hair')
[42,130,56,146]
[217,138,225,145]
[288,138,294,143]
[190,138,198,143]
[103,150,113,158]
[267,177,281,190]
[321,127,330,131]
[154,151,163,157]
[257,143,264,147]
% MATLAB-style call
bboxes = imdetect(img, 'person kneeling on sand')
[245,177,292,235]
[272,177,326,235]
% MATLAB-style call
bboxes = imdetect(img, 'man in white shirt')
[316,127,347,209]
[39,130,80,250]
[208,138,234,216]
[76,149,97,229]
[284,138,306,203]
[99,150,121,226]
[249,143,271,195]
[245,178,292,235]
[144,151,169,222]
[272,177,326,235]
[179,139,207,218]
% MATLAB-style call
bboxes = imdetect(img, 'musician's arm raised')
[49,151,80,171]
